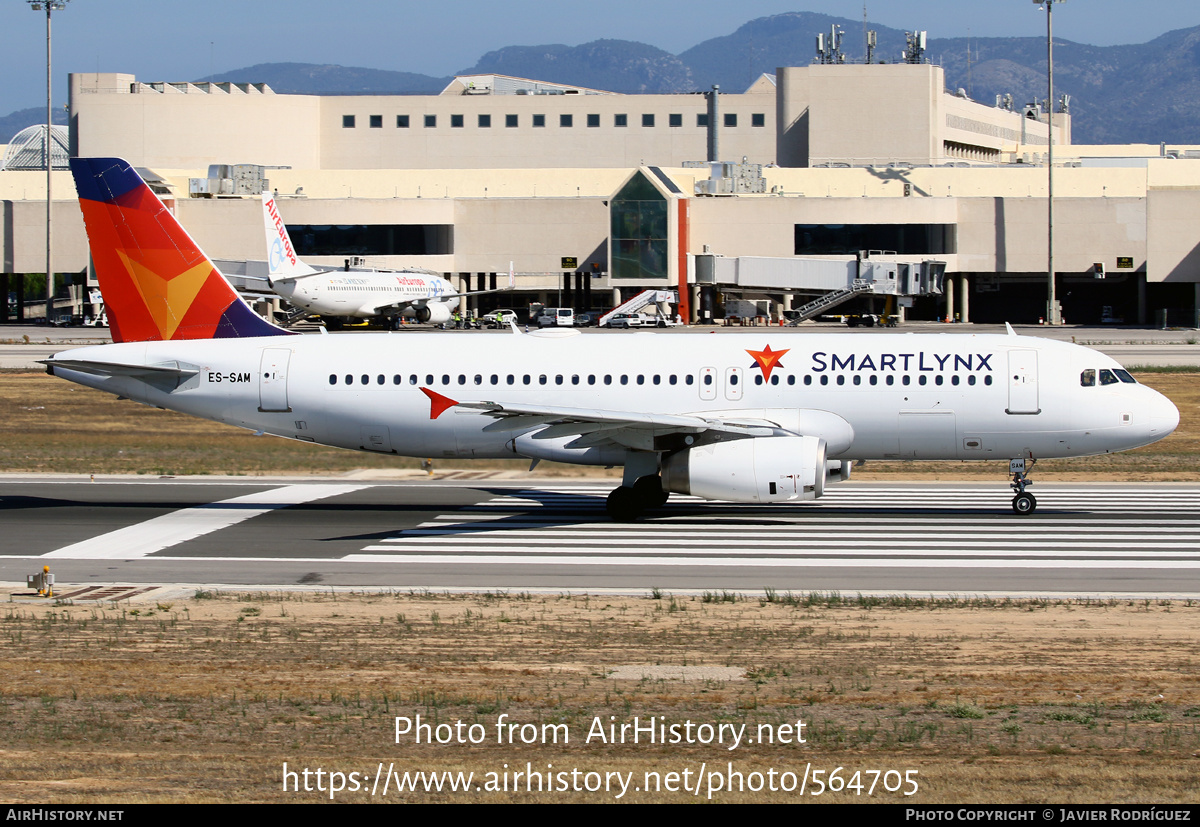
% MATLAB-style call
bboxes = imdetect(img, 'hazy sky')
[3,0,1199,115]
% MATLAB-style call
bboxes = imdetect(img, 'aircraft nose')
[1146,389,1180,440]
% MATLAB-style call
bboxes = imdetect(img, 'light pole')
[28,0,69,325]
[1034,0,1064,325]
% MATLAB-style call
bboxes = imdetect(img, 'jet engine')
[661,435,827,503]
[413,303,453,324]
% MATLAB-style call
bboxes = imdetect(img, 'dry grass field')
[1,370,1197,480]
[1,590,1199,803]
[3,371,1198,803]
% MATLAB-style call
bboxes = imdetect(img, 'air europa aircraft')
[259,190,513,329]
[48,158,1179,521]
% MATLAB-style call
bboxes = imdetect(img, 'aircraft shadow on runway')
[322,487,1046,543]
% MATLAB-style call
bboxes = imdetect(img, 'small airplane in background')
[48,158,1179,521]
[260,190,513,329]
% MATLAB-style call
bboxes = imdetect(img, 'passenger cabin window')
[1081,369,1096,387]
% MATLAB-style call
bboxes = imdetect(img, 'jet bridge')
[693,253,944,322]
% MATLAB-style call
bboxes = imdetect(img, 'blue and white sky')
[3,0,1198,115]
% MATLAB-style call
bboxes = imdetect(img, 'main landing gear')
[606,475,669,522]
[1009,457,1036,515]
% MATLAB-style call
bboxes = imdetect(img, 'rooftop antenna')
[862,3,868,60]
[866,30,877,64]
[816,24,845,64]
[904,30,927,64]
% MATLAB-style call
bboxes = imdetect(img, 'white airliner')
[261,190,513,328]
[49,158,1180,520]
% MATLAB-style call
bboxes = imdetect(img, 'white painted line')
[341,554,1200,569]
[44,484,369,559]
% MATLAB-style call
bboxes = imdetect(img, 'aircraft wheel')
[1011,492,1037,515]
[606,486,643,522]
[632,475,669,509]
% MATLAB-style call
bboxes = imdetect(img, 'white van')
[537,308,575,327]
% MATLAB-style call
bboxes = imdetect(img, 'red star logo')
[746,344,789,382]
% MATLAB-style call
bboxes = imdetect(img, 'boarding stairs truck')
[599,290,678,328]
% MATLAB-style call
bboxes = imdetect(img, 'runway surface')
[2,477,1197,597]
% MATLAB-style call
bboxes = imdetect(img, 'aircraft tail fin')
[262,190,318,279]
[69,157,291,343]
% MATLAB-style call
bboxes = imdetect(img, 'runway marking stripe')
[43,484,368,559]
[342,554,1200,569]
[358,543,1195,557]
[396,525,1200,538]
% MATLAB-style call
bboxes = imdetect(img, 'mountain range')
[4,12,1199,146]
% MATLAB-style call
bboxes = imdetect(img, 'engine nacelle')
[661,436,827,503]
[412,303,453,324]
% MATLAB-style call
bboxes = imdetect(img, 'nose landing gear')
[1009,457,1036,515]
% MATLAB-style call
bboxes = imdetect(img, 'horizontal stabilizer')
[42,358,199,380]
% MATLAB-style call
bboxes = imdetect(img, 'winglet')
[508,261,515,289]
[420,387,458,419]
[1005,322,1017,336]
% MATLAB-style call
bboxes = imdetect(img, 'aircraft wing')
[367,285,516,316]
[420,388,783,438]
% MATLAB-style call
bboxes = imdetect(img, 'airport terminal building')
[2,62,1199,325]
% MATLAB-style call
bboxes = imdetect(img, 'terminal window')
[669,114,682,127]
[560,114,573,127]
[587,114,600,127]
[397,115,410,128]
[369,115,382,128]
[611,171,668,280]
[696,114,709,127]
[752,113,765,127]
[425,115,436,127]
[724,113,737,127]
[451,114,464,128]
[478,114,491,127]
[795,224,957,255]
[615,114,627,127]
[342,115,356,128]
[533,114,545,127]
[642,114,655,127]
[506,114,518,127]
[288,224,454,257]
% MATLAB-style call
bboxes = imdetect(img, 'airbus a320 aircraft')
[260,190,513,328]
[48,158,1179,520]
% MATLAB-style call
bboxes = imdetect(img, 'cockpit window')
[1114,369,1137,384]
[1080,369,1096,387]
[1099,369,1119,385]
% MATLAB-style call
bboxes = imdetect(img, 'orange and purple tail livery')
[70,158,289,343]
